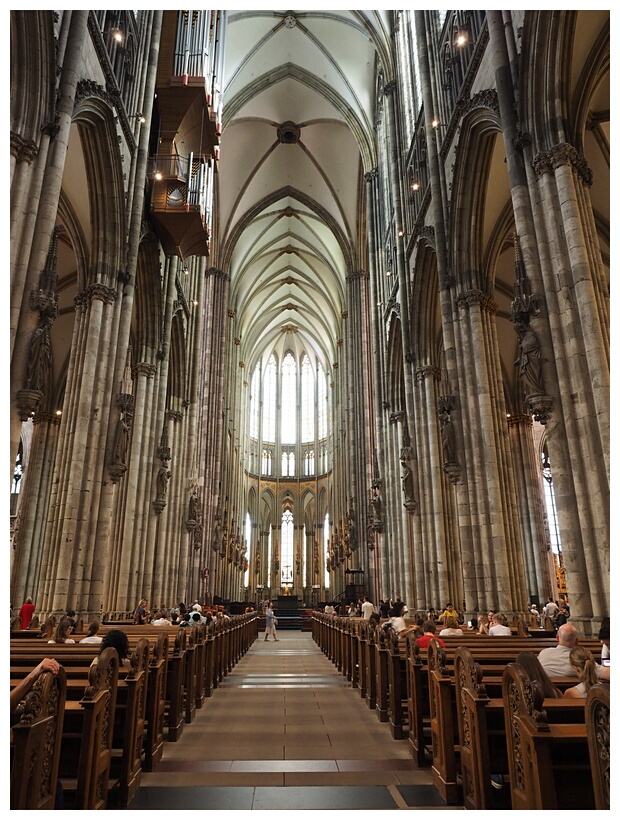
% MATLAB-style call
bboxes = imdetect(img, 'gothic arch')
[134,239,163,357]
[10,11,56,145]
[73,98,127,289]
[450,107,502,291]
[410,239,440,365]
[385,314,405,412]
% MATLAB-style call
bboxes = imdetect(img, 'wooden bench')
[416,637,600,803]
[58,648,119,809]
[11,666,67,809]
[11,638,149,809]
[454,647,586,810]
[502,661,596,808]
[585,683,610,809]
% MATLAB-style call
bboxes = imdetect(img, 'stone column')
[453,288,528,616]
[37,283,119,617]
[11,11,89,466]
[508,414,552,604]
[10,412,61,605]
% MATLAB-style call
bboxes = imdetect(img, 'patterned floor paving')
[129,632,464,811]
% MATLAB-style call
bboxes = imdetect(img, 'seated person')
[47,618,75,644]
[385,600,408,634]
[79,620,103,644]
[96,628,130,667]
[564,647,607,698]
[417,621,445,649]
[439,615,463,637]
[151,609,172,625]
[488,613,512,636]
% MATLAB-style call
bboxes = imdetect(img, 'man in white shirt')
[538,623,609,680]
[542,598,559,622]
[361,597,374,620]
[324,603,334,615]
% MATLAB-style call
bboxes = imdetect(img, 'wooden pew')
[10,639,149,809]
[386,625,418,739]
[11,667,67,810]
[454,647,586,810]
[502,661,595,809]
[586,684,610,810]
[59,648,119,809]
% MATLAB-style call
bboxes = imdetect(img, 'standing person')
[379,599,391,618]
[361,597,374,620]
[264,603,278,641]
[18,597,35,629]
[543,597,559,625]
[134,599,149,624]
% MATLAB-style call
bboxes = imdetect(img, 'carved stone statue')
[113,414,131,466]
[156,465,171,499]
[370,489,382,527]
[26,314,54,393]
[188,489,198,522]
[439,410,456,465]
[401,460,414,503]
[515,323,543,395]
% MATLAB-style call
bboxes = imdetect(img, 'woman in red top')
[416,622,446,649]
[18,597,35,629]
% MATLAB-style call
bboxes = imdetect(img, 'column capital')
[11,131,39,163]
[456,288,497,313]
[532,142,593,187]
[416,365,441,382]
[74,283,117,308]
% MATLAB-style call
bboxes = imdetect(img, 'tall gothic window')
[542,445,562,562]
[244,512,252,587]
[281,352,296,444]
[248,351,331,478]
[262,354,276,442]
[281,510,294,586]
[301,354,314,442]
[323,513,330,589]
[281,449,295,477]
[303,524,308,588]
[318,363,327,439]
[267,526,272,588]
[250,362,260,439]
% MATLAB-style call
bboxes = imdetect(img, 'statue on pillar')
[156,464,171,499]
[515,322,544,395]
[401,459,415,508]
[370,486,383,530]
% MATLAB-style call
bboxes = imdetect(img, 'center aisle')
[130,631,459,811]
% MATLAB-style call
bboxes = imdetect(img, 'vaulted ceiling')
[218,10,392,373]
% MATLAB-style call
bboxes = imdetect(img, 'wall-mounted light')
[132,112,146,124]
[385,270,392,277]
[411,181,420,192]
[111,27,123,43]
[55,410,62,416]
[154,172,162,181]
[455,31,468,48]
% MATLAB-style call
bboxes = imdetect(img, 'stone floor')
[129,631,464,812]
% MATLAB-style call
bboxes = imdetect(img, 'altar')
[276,595,299,611]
